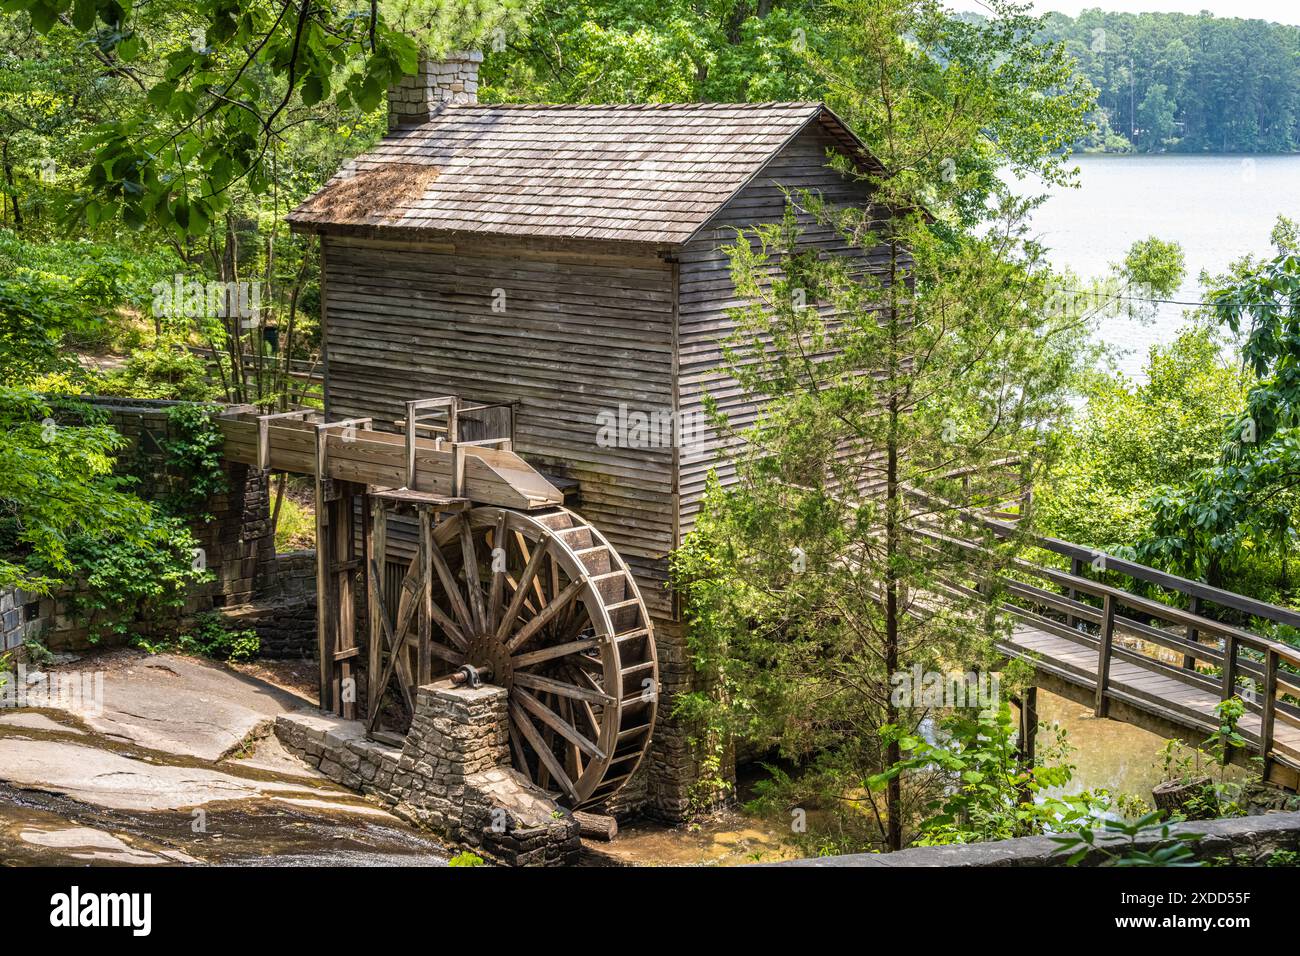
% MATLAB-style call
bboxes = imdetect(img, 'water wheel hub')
[464,634,515,690]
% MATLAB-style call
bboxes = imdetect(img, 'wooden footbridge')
[217,400,659,809]
[915,497,1300,792]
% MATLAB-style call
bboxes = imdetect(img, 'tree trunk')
[883,239,903,854]
[3,140,22,234]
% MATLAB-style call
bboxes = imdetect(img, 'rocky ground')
[0,649,450,866]
[0,648,798,867]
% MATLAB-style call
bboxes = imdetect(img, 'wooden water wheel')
[427,506,658,808]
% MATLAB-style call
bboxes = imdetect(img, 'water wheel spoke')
[505,577,587,654]
[508,719,529,772]
[562,665,606,728]
[459,518,489,633]
[514,530,550,608]
[512,686,605,761]
[428,642,465,666]
[514,669,613,705]
[512,636,601,670]
[487,511,509,632]
[429,538,475,638]
[509,700,580,802]
[559,697,584,779]
[494,531,552,642]
[426,593,469,652]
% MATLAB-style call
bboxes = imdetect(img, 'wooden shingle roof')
[289,102,873,245]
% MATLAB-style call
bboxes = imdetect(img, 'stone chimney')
[387,51,482,131]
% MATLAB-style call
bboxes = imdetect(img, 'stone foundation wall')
[0,586,50,654]
[276,680,580,866]
[224,550,317,658]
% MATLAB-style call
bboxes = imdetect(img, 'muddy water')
[1033,689,1180,802]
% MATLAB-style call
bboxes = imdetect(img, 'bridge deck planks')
[1001,624,1300,768]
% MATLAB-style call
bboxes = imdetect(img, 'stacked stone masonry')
[276,680,580,866]
[387,51,481,128]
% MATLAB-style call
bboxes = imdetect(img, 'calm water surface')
[1014,154,1300,379]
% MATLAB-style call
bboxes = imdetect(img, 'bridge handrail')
[914,524,1300,672]
[905,486,1300,632]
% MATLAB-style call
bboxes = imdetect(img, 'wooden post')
[1220,633,1239,701]
[333,488,357,720]
[1067,556,1084,630]
[1261,649,1279,783]
[313,427,334,712]
[366,496,386,725]
[1094,594,1116,717]
[1017,685,1038,768]
[1182,594,1201,670]
[451,444,465,498]
[417,505,434,686]
[1220,633,1239,766]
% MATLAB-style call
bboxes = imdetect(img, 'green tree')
[1142,252,1300,588]
[1036,327,1249,552]
[674,0,1096,853]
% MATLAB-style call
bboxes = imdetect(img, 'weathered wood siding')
[676,124,891,538]
[320,235,678,615]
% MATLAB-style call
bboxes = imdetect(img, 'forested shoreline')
[1034,9,1300,154]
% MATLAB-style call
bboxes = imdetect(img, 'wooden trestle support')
[218,398,658,808]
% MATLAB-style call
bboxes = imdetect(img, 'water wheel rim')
[427,506,655,807]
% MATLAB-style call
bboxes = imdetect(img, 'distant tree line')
[1032,9,1300,154]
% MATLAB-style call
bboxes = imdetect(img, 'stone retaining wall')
[276,680,580,866]
[223,550,317,658]
[0,586,49,654]
[774,811,1300,867]
[12,398,318,659]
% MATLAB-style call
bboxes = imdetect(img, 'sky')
[944,1,1300,27]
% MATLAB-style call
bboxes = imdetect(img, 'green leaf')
[300,74,324,107]
[71,0,95,30]
[29,0,58,31]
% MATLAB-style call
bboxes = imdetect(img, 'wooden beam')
[365,494,386,724]
[418,506,434,686]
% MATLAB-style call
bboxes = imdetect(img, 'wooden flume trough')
[218,398,659,808]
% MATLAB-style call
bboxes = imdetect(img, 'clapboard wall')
[676,123,893,537]
[320,234,678,616]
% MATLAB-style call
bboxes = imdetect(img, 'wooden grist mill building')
[258,52,888,819]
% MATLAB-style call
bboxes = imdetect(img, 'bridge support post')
[1016,685,1038,770]
[1261,649,1279,782]
[313,419,373,718]
[1094,594,1115,718]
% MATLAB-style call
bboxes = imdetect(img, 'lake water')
[1013,154,1300,379]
